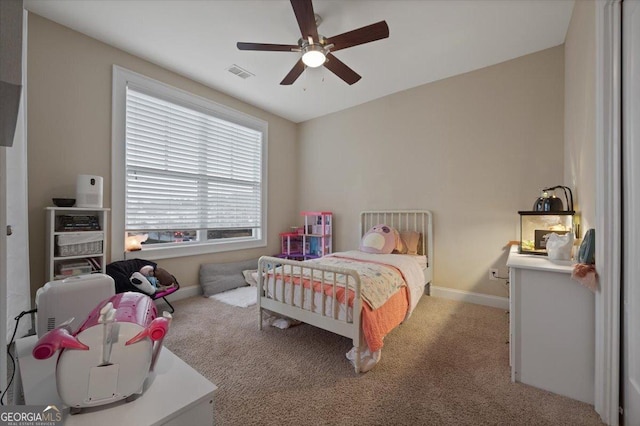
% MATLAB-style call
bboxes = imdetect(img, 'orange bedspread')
[273,267,410,352]
[361,286,409,352]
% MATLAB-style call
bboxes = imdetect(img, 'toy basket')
[56,233,103,257]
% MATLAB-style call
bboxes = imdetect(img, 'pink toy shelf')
[278,211,332,260]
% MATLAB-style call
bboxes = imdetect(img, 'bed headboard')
[360,210,433,260]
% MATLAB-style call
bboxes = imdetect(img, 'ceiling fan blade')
[237,42,298,52]
[324,53,361,85]
[280,59,306,85]
[326,21,389,52]
[290,0,318,41]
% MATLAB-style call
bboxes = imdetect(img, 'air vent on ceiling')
[227,64,254,79]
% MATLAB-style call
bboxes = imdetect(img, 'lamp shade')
[302,45,326,68]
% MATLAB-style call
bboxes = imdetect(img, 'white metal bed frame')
[360,210,433,285]
[257,210,433,373]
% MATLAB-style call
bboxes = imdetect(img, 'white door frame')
[1,7,29,404]
[0,146,6,400]
[595,0,621,424]
[621,0,640,423]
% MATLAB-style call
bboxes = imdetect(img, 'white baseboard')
[430,285,509,310]
[174,285,201,300]
[156,284,509,310]
[158,285,201,303]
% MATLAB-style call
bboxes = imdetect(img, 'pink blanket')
[273,257,410,352]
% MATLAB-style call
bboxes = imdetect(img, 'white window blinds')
[125,87,263,232]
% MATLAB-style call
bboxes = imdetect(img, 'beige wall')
[26,13,570,300]
[298,46,565,297]
[565,0,596,237]
[27,14,298,295]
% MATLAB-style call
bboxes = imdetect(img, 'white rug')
[210,286,257,308]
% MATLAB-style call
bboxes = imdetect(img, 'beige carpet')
[162,295,603,426]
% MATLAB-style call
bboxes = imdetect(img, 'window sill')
[124,239,266,261]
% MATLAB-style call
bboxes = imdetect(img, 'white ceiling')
[24,0,575,123]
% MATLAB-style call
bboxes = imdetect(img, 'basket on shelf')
[56,233,103,257]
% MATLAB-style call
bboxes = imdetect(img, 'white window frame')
[111,66,268,261]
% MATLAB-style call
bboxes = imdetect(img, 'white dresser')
[507,246,595,404]
[14,335,217,425]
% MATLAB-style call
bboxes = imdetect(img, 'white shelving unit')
[45,207,109,282]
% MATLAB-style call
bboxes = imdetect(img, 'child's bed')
[257,210,433,373]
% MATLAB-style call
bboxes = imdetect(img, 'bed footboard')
[257,256,363,373]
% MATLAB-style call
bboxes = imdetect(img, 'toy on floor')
[32,292,172,412]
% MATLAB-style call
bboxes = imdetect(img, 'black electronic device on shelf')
[56,215,101,232]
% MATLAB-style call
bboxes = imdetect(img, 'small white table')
[14,335,217,425]
[507,246,594,404]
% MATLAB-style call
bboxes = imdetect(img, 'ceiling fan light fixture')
[237,0,390,85]
[301,44,326,68]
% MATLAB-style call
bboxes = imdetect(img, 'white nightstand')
[507,246,594,404]
[14,335,217,425]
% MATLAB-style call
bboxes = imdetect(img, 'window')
[112,66,267,260]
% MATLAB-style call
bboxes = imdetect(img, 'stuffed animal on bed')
[360,224,402,254]
[130,265,177,295]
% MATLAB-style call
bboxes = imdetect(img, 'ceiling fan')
[237,0,389,85]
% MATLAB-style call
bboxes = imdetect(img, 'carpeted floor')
[162,295,604,426]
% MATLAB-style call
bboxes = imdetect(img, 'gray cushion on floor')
[200,258,260,297]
